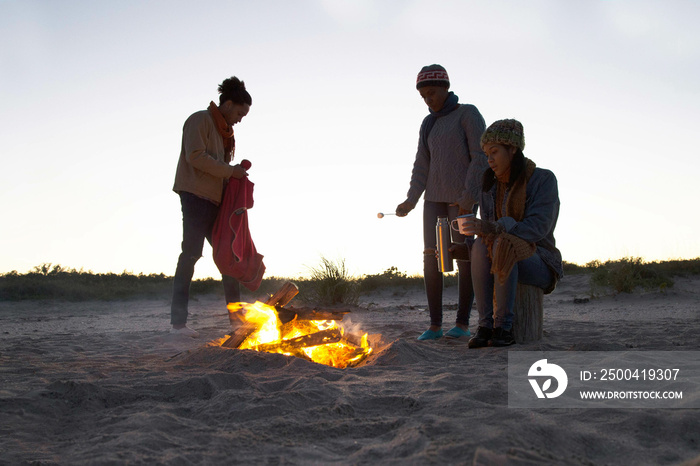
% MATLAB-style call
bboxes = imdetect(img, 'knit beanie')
[480,119,525,151]
[416,64,450,89]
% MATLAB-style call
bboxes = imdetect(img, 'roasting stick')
[377,212,396,218]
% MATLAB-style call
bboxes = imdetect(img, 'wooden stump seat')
[512,284,544,343]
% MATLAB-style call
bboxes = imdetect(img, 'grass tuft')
[298,256,359,306]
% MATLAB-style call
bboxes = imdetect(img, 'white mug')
[451,214,475,236]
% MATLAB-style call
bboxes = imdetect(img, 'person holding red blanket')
[170,77,251,338]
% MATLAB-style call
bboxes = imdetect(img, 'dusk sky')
[1,0,698,279]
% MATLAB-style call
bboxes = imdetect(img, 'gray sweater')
[406,104,488,209]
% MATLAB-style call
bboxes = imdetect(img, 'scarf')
[208,101,235,159]
[419,91,460,155]
[484,158,538,284]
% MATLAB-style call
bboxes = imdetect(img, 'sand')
[1,274,699,465]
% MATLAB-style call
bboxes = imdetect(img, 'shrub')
[300,256,359,305]
[360,266,422,292]
[0,264,201,301]
[588,257,674,294]
[4,257,698,302]
[562,261,587,275]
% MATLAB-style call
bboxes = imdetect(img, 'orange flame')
[222,301,372,369]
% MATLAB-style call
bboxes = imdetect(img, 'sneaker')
[467,326,493,348]
[417,328,443,341]
[170,326,200,338]
[445,326,471,339]
[491,327,515,347]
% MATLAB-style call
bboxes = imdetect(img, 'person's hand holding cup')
[451,213,476,237]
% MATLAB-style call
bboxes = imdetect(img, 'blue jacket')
[479,167,564,291]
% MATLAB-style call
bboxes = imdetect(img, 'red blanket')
[212,176,265,291]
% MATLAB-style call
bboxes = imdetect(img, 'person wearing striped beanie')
[395,64,489,341]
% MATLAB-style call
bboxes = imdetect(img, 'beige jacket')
[172,109,235,204]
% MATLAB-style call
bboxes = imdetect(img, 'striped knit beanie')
[480,119,525,151]
[416,64,450,89]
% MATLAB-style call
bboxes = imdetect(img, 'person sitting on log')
[459,119,563,348]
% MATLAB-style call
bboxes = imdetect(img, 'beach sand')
[1,274,699,465]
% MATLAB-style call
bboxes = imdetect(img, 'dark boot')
[492,327,516,347]
[468,326,493,349]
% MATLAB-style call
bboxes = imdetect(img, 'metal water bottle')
[436,216,453,273]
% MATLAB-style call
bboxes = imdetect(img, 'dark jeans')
[471,236,554,331]
[171,192,240,325]
[422,200,474,328]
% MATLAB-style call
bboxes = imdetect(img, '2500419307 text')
[597,368,680,381]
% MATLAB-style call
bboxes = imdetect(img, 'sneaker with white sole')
[170,326,199,338]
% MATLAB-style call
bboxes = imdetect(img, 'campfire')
[216,282,372,369]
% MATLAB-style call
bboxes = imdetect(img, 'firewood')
[222,281,299,348]
[276,306,350,324]
[342,331,365,347]
[256,328,342,353]
[265,281,299,307]
[344,347,371,366]
[221,322,257,348]
[279,319,318,339]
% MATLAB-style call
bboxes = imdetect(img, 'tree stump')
[512,284,544,343]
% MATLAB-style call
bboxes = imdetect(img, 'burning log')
[343,346,370,362]
[217,281,373,368]
[263,281,300,308]
[221,321,257,349]
[256,328,342,353]
[222,281,300,348]
[275,306,350,324]
[223,282,349,347]
[342,331,366,348]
